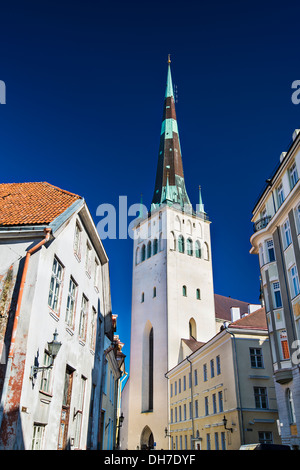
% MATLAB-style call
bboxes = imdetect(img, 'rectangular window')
[174,381,177,395]
[283,219,292,248]
[289,162,298,189]
[48,257,63,313]
[85,242,92,275]
[74,222,82,258]
[183,403,186,420]
[206,433,211,450]
[218,391,223,412]
[203,363,207,381]
[289,265,300,298]
[32,424,45,450]
[94,258,100,289]
[178,378,181,393]
[74,375,86,449]
[258,431,273,444]
[65,277,77,327]
[212,393,217,414]
[210,359,214,378]
[39,351,52,394]
[170,383,173,397]
[183,375,186,391]
[216,355,221,375]
[279,330,290,359]
[277,182,285,207]
[254,387,268,409]
[195,400,198,418]
[250,348,264,368]
[266,239,275,262]
[90,307,97,350]
[214,432,219,450]
[179,405,182,421]
[189,401,192,419]
[205,396,209,415]
[272,282,282,308]
[194,369,198,386]
[79,295,88,340]
[221,432,226,450]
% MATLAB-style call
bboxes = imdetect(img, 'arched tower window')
[170,231,176,251]
[141,244,146,262]
[189,318,197,339]
[187,238,193,256]
[159,232,163,252]
[203,242,209,261]
[135,246,140,265]
[175,215,181,231]
[182,285,187,297]
[195,240,201,258]
[147,241,152,259]
[142,322,154,412]
[178,235,184,253]
[196,288,201,300]
[153,238,158,255]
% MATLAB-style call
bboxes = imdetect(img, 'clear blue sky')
[1,0,300,365]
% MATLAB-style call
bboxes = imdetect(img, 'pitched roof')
[182,338,206,352]
[214,293,252,321]
[0,182,82,226]
[229,307,267,330]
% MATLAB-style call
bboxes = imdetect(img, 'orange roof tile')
[230,307,267,330]
[0,182,82,226]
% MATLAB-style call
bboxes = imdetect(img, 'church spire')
[151,56,191,210]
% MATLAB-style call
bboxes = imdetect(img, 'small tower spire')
[198,185,205,214]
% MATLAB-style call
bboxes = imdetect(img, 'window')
[254,387,268,409]
[94,259,100,289]
[174,381,177,395]
[153,287,156,298]
[74,375,86,449]
[32,424,45,450]
[221,432,226,450]
[205,396,209,415]
[153,238,158,255]
[195,240,201,258]
[179,405,182,421]
[279,330,290,359]
[206,433,211,450]
[283,219,292,248]
[182,285,187,297]
[194,369,198,386]
[141,244,146,262]
[187,238,193,256]
[90,307,97,350]
[266,239,275,262]
[65,277,77,328]
[296,204,300,234]
[178,235,184,253]
[287,388,296,424]
[195,400,199,418]
[212,394,217,414]
[141,292,144,303]
[183,404,187,420]
[289,265,300,298]
[277,182,285,207]
[178,378,181,393]
[289,161,298,189]
[85,242,92,275]
[218,391,223,412]
[216,355,221,375]
[210,359,215,378]
[272,282,282,308]
[196,288,201,300]
[147,241,152,259]
[183,375,186,391]
[74,222,82,258]
[258,431,273,444]
[40,351,52,394]
[48,257,63,313]
[203,363,207,382]
[79,295,88,340]
[214,432,219,450]
[250,348,264,368]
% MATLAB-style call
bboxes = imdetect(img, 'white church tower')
[121,57,216,450]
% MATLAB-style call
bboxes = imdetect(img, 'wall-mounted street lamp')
[30,330,62,380]
[222,415,233,433]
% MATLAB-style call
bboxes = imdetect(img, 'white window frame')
[65,277,77,328]
[289,161,298,189]
[289,264,300,298]
[283,219,292,249]
[48,257,63,313]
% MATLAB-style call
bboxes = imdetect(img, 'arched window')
[147,241,152,259]
[189,318,197,339]
[141,292,145,303]
[142,322,154,413]
[141,244,146,262]
[153,286,156,298]
[187,220,192,235]
[136,247,140,265]
[159,232,163,252]
[159,212,162,231]
[203,242,209,261]
[178,235,184,253]
[170,231,176,251]
[196,288,201,300]
[153,238,158,255]
[175,215,181,231]
[195,240,201,259]
[187,238,193,256]
[182,285,187,297]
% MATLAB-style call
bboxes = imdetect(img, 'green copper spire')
[198,186,205,214]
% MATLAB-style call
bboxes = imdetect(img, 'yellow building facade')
[166,308,281,450]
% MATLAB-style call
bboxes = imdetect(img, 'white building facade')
[121,60,216,450]
[0,182,117,450]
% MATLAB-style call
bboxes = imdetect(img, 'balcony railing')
[253,215,271,233]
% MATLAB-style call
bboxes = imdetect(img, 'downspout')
[0,227,51,440]
[186,356,195,449]
[225,325,245,446]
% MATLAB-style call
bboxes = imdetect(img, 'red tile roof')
[229,307,267,330]
[0,182,81,226]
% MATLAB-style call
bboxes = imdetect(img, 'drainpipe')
[186,356,195,449]
[0,227,51,442]
[225,325,245,446]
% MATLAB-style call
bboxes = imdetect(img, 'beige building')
[166,307,281,450]
[250,128,300,448]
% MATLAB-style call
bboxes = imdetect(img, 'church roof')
[229,307,267,330]
[151,56,191,209]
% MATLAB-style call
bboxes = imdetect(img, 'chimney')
[230,307,240,323]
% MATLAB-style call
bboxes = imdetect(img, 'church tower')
[122,57,216,450]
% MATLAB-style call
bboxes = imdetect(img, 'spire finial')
[168,54,171,64]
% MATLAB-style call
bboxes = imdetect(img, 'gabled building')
[166,306,281,450]
[0,181,123,450]
[250,129,300,449]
